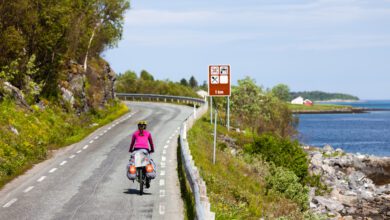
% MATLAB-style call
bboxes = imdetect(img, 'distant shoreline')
[292,107,366,114]
[293,107,390,114]
[315,99,359,103]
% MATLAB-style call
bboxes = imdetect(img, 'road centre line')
[159,179,165,186]
[69,155,76,159]
[23,186,34,193]
[77,150,82,154]
[83,145,89,150]
[162,149,166,155]
[160,170,165,176]
[166,140,170,144]
[49,168,57,173]
[3,198,17,208]
[164,145,168,149]
[159,204,165,215]
[161,156,166,162]
[60,161,67,166]
[89,140,94,144]
[159,190,165,197]
[94,136,99,140]
[37,176,46,182]
[160,162,166,168]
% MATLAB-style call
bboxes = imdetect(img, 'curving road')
[0,102,193,220]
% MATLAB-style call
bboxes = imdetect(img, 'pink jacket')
[129,130,155,152]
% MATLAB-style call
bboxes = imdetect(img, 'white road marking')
[77,150,82,154]
[164,145,168,149]
[162,149,166,155]
[37,176,46,182]
[94,136,99,140]
[160,162,166,168]
[23,186,34,193]
[60,161,67,166]
[83,145,89,150]
[161,156,166,162]
[159,190,165,198]
[159,204,165,215]
[108,127,112,130]
[69,155,76,159]
[159,179,165,186]
[166,140,170,144]
[160,170,165,176]
[3,198,17,208]
[49,168,57,173]
[89,140,94,144]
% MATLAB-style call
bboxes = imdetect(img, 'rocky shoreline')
[305,145,390,219]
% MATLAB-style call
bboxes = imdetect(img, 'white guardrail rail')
[116,93,215,220]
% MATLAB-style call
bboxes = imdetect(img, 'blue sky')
[103,0,390,99]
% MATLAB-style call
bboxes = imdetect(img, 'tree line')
[270,84,359,102]
[0,0,129,97]
[115,70,201,98]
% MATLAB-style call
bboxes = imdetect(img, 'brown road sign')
[208,65,231,96]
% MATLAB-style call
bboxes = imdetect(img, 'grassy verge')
[177,137,196,220]
[0,100,129,188]
[287,103,352,111]
[187,117,308,219]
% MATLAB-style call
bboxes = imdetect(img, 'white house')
[196,90,208,99]
[291,96,304,105]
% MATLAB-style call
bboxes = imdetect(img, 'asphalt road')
[0,102,193,220]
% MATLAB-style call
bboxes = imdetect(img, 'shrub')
[266,166,309,210]
[246,134,308,181]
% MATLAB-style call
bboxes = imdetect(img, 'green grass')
[0,100,129,188]
[187,117,306,219]
[287,103,352,112]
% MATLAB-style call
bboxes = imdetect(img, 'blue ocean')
[297,100,390,156]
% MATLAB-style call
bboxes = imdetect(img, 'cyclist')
[129,121,155,188]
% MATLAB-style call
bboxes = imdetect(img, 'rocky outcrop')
[306,145,390,219]
[1,81,31,109]
[59,58,116,112]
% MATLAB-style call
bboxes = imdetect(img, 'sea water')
[297,100,390,156]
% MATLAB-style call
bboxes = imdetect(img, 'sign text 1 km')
[208,65,231,96]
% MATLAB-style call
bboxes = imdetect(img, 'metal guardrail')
[117,93,214,219]
[115,93,206,105]
[180,104,215,220]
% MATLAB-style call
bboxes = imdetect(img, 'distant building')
[291,96,304,105]
[304,99,313,106]
[196,90,208,98]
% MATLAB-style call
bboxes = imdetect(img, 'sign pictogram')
[208,65,231,96]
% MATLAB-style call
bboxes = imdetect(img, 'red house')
[304,99,313,106]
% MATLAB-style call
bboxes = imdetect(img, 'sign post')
[208,65,231,164]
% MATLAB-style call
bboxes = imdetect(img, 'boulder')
[60,87,75,106]
[323,144,334,152]
[2,81,30,109]
[10,126,19,135]
[313,196,344,212]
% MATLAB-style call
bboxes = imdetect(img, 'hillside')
[290,91,359,101]
[0,0,130,188]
